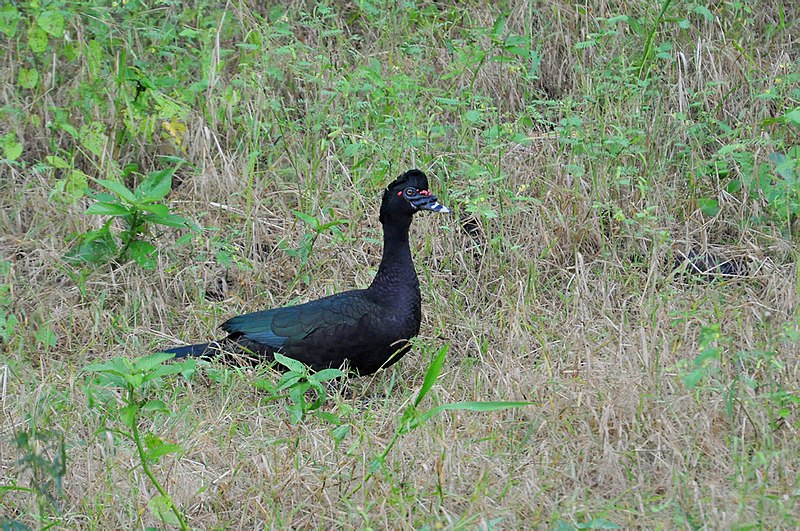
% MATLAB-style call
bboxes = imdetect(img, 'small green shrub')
[83,353,196,530]
[0,427,66,529]
[64,166,197,269]
[355,344,532,492]
[253,353,346,425]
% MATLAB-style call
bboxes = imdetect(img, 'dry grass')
[1,0,799,528]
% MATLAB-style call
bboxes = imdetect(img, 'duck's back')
[222,286,420,373]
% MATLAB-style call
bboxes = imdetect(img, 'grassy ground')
[1,0,799,528]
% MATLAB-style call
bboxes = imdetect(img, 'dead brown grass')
[1,0,799,528]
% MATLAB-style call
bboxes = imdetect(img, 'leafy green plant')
[65,166,197,269]
[253,353,346,425]
[681,321,800,431]
[682,324,724,390]
[0,260,17,343]
[83,353,196,530]
[0,427,66,529]
[0,132,22,162]
[764,148,800,233]
[699,107,800,236]
[353,344,532,492]
[279,209,349,288]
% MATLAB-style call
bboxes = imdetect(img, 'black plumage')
[161,169,449,375]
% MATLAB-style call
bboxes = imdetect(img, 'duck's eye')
[404,187,417,196]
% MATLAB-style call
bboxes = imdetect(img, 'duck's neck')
[369,216,419,296]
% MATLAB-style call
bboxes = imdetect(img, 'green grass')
[1,0,799,528]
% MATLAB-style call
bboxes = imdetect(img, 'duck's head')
[380,169,449,223]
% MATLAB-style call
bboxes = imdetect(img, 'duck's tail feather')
[161,342,217,359]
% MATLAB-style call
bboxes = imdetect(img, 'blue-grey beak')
[408,191,450,213]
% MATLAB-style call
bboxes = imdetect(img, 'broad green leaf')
[694,346,723,366]
[83,358,131,389]
[698,197,720,217]
[292,210,318,228]
[683,368,706,389]
[141,212,189,228]
[726,179,742,194]
[331,424,349,443]
[286,402,304,424]
[128,240,157,269]
[414,343,449,407]
[81,363,111,372]
[0,5,20,38]
[698,324,721,346]
[147,495,181,526]
[123,372,145,388]
[178,358,196,379]
[144,432,182,461]
[344,142,360,157]
[313,368,346,382]
[95,179,136,203]
[147,363,188,380]
[83,359,128,375]
[465,109,482,124]
[0,312,18,342]
[276,373,303,391]
[317,219,349,232]
[141,400,169,413]
[717,142,745,156]
[57,121,78,138]
[27,26,48,54]
[176,233,195,246]
[45,155,70,169]
[140,203,169,217]
[435,97,460,106]
[770,152,795,180]
[35,325,57,347]
[17,67,38,89]
[119,403,138,429]
[135,352,175,372]
[87,372,128,388]
[0,133,22,161]
[315,411,342,425]
[490,13,507,41]
[145,432,164,448]
[79,122,108,159]
[85,201,131,216]
[511,132,531,145]
[179,28,199,38]
[145,443,182,462]
[503,35,530,58]
[37,10,64,37]
[274,352,307,373]
[55,169,89,203]
[63,225,118,264]
[785,108,800,126]
[288,381,311,406]
[398,405,420,435]
[693,5,714,22]
[135,167,174,201]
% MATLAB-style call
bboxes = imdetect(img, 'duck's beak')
[409,190,450,213]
